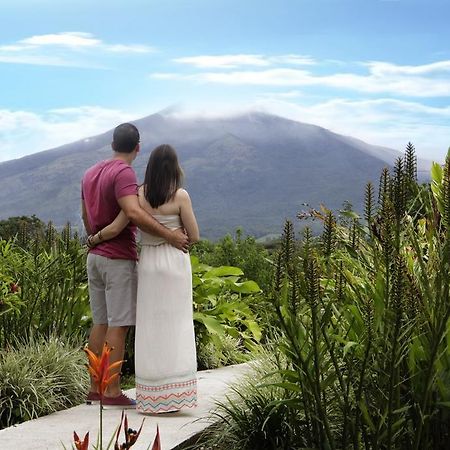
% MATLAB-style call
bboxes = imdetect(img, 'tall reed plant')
[194,145,449,450]
[268,146,450,449]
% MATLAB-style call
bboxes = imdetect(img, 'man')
[81,122,189,407]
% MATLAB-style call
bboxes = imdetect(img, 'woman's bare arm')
[178,189,200,244]
[87,210,129,247]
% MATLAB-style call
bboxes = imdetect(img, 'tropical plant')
[68,346,161,450]
[191,256,262,368]
[0,223,90,347]
[267,149,449,449]
[193,145,450,449]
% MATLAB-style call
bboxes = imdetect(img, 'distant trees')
[0,215,45,242]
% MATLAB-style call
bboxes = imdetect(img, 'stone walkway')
[0,364,250,450]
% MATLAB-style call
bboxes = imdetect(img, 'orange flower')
[84,343,123,397]
[73,431,89,450]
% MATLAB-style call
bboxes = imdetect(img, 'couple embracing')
[81,123,199,414]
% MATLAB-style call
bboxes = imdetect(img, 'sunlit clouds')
[0,32,155,67]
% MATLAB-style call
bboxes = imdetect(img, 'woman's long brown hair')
[143,144,184,208]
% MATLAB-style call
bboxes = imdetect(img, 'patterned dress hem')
[136,377,197,413]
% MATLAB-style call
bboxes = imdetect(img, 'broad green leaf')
[193,312,225,335]
[230,280,261,293]
[204,266,244,278]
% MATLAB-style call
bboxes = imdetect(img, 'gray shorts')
[87,253,137,327]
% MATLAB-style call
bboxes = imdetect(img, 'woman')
[88,144,199,413]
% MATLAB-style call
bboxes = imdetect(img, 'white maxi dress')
[135,214,197,413]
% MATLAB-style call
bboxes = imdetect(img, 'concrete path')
[0,364,250,450]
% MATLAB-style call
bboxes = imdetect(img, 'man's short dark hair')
[112,123,140,153]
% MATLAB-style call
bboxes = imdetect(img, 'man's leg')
[86,254,109,394]
[103,258,137,401]
[104,325,129,397]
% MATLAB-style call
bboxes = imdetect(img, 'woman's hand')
[86,230,104,249]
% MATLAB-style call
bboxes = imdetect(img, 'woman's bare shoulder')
[174,188,190,201]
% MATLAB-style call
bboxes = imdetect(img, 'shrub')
[191,228,274,291]
[197,334,249,370]
[190,349,303,450]
[0,335,89,429]
[0,223,91,347]
[191,256,263,368]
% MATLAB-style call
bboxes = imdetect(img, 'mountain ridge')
[0,111,430,239]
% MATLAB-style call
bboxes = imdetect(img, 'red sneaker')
[86,391,101,405]
[102,393,136,409]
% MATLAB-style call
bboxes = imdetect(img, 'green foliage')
[191,255,262,369]
[191,228,273,291]
[189,348,304,450]
[0,223,91,347]
[197,334,249,370]
[0,214,45,243]
[198,144,450,450]
[0,335,89,429]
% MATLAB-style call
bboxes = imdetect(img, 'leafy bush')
[194,145,450,449]
[192,228,274,291]
[191,256,263,369]
[0,335,89,429]
[197,334,249,370]
[0,214,45,242]
[0,223,91,347]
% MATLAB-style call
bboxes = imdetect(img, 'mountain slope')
[0,112,428,238]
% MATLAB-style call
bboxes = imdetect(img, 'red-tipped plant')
[84,343,124,448]
[73,431,89,450]
[151,426,161,450]
[113,411,145,450]
[84,343,123,398]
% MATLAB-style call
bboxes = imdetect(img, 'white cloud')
[173,53,315,69]
[174,54,269,68]
[19,32,101,48]
[0,106,136,162]
[0,32,155,67]
[153,58,450,97]
[366,60,450,76]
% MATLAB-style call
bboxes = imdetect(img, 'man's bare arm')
[81,200,92,235]
[117,195,189,252]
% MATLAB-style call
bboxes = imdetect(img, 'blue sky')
[1,0,449,162]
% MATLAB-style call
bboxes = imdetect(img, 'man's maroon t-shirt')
[82,159,138,260]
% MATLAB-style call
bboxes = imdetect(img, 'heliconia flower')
[73,431,89,450]
[114,411,145,450]
[151,425,161,450]
[83,343,123,397]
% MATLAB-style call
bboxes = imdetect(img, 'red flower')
[73,431,89,450]
[84,343,123,397]
[9,282,19,293]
